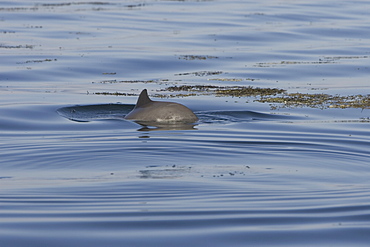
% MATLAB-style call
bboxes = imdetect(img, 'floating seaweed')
[175,71,223,76]
[177,55,219,60]
[164,85,285,97]
[16,58,57,64]
[93,82,370,109]
[92,79,170,84]
[94,91,136,96]
[259,93,370,109]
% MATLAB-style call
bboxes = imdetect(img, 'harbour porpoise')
[124,89,198,125]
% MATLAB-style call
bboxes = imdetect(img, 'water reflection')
[136,122,198,131]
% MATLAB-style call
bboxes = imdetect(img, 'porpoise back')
[124,89,198,124]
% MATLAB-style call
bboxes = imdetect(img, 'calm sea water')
[1,0,370,246]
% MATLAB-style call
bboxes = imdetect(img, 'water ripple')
[1,181,370,246]
[2,0,370,245]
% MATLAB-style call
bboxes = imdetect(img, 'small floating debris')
[175,71,223,76]
[92,79,171,84]
[94,91,136,96]
[16,58,57,64]
[208,78,256,82]
[254,56,369,67]
[177,55,219,60]
[0,44,34,49]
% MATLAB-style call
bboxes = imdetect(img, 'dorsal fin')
[135,89,152,108]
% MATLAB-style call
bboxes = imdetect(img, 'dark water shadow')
[57,104,134,122]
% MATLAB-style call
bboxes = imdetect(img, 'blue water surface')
[1,0,370,246]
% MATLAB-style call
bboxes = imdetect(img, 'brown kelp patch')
[162,85,370,109]
[164,85,285,97]
[92,83,370,109]
[260,93,370,109]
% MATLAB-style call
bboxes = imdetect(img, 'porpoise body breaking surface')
[124,89,198,124]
